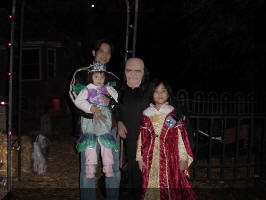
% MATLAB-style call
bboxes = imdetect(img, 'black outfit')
[116,84,150,198]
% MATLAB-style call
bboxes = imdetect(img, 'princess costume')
[136,102,197,200]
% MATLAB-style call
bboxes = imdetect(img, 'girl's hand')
[138,160,146,172]
[179,160,188,172]
[117,121,127,139]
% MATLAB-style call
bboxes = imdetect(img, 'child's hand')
[138,160,146,172]
[179,160,188,172]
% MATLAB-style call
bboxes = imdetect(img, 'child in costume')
[136,78,197,200]
[74,62,118,179]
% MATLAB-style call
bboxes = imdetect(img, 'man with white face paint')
[124,58,145,89]
[116,57,150,199]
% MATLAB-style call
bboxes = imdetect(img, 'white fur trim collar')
[143,102,174,117]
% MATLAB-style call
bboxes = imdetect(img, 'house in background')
[0,40,78,118]
[0,35,9,100]
[20,40,70,116]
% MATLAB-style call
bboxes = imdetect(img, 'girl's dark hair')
[149,78,176,106]
[87,71,108,85]
[149,78,189,122]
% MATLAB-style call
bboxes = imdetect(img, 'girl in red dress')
[136,78,197,200]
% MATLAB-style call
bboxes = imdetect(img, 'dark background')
[1,0,265,95]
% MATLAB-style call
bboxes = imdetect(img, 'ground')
[1,114,266,200]
[8,134,82,200]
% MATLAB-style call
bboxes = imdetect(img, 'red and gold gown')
[136,103,197,200]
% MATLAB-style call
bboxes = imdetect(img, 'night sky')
[1,0,266,95]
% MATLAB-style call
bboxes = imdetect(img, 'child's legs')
[85,146,98,165]
[98,140,114,166]
[98,139,114,175]
[85,146,97,178]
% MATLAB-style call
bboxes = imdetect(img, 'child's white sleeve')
[74,89,92,113]
[107,86,118,102]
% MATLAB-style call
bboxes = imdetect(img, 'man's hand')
[90,105,106,125]
[103,94,110,106]
[117,121,127,139]
[90,104,98,114]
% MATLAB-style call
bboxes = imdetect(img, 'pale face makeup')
[125,58,144,89]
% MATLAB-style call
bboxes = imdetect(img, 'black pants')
[125,139,142,200]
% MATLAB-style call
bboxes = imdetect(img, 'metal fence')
[176,90,266,182]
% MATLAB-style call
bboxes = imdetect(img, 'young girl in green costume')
[75,62,118,179]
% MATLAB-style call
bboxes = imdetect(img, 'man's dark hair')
[93,39,114,55]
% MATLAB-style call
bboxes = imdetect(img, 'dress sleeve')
[74,88,92,114]
[136,115,146,161]
[178,127,193,167]
[136,131,142,161]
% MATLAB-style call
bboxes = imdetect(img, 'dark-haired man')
[68,39,120,200]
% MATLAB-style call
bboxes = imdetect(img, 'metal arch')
[7,0,17,192]
[120,0,139,168]
[124,0,139,62]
